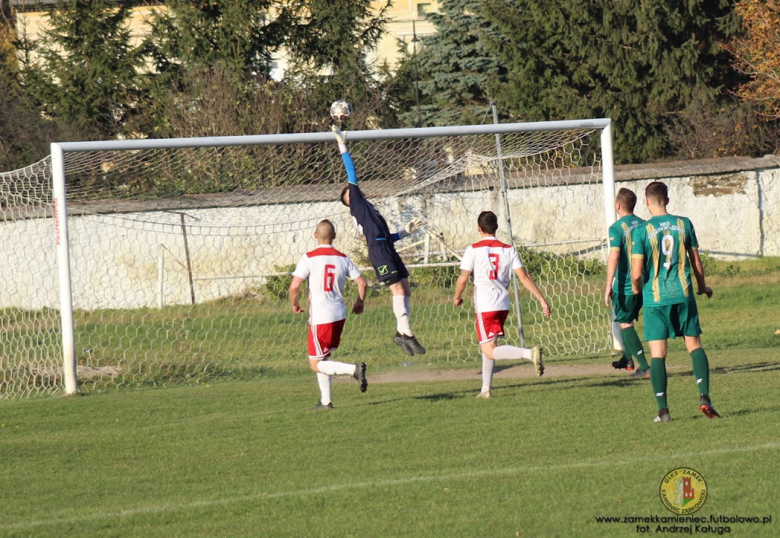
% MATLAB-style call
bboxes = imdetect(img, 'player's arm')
[514,267,551,317]
[390,218,424,242]
[332,126,357,186]
[688,248,713,299]
[630,256,644,295]
[605,248,620,306]
[351,275,368,314]
[453,270,471,306]
[289,276,305,313]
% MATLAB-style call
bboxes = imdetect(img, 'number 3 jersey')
[460,237,524,313]
[293,245,362,325]
[631,215,699,306]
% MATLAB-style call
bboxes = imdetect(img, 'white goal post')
[18,119,618,397]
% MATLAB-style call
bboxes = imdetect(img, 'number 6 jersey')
[293,245,362,324]
[460,237,524,313]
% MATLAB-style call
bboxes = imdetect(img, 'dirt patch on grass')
[366,362,664,384]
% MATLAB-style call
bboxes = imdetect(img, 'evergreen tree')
[411,0,505,126]
[284,0,390,123]
[0,0,16,87]
[480,0,741,163]
[145,0,288,82]
[28,0,145,139]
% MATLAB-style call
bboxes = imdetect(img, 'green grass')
[1,258,779,536]
[1,346,778,537]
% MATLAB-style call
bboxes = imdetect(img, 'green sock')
[621,326,649,370]
[650,358,668,410]
[690,347,710,396]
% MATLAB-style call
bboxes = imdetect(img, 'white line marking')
[3,441,779,530]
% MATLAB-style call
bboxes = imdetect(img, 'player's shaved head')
[645,182,669,206]
[477,211,498,235]
[616,188,637,212]
[315,219,336,242]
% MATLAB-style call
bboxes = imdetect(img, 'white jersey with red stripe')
[460,237,524,313]
[293,245,362,325]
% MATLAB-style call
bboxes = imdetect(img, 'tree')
[145,0,289,82]
[25,0,145,139]
[410,0,505,126]
[283,0,390,123]
[480,0,741,163]
[0,0,16,87]
[725,0,780,119]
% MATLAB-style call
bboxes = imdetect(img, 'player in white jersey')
[289,220,369,409]
[453,211,552,398]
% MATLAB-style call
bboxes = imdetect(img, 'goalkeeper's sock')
[481,354,494,393]
[650,358,668,411]
[317,373,332,405]
[492,345,532,360]
[393,295,413,336]
[317,360,356,376]
[621,326,649,370]
[690,347,710,396]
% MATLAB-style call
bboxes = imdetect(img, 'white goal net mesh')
[1,124,612,397]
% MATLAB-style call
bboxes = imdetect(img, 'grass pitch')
[0,259,778,537]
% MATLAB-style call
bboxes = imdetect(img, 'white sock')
[493,345,533,360]
[317,360,357,376]
[317,373,331,405]
[481,354,494,393]
[393,295,412,336]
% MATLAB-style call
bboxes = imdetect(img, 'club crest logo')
[659,468,707,514]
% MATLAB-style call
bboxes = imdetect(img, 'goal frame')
[51,118,616,395]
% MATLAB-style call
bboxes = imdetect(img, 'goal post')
[36,118,618,395]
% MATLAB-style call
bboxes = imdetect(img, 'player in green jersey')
[605,188,650,378]
[630,182,719,423]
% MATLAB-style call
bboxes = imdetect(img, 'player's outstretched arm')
[392,218,424,242]
[515,267,551,317]
[605,249,620,306]
[453,270,471,306]
[689,249,713,299]
[289,276,305,313]
[352,275,368,314]
[333,125,358,187]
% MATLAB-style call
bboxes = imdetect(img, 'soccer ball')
[330,100,352,122]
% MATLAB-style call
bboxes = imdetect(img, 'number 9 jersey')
[460,237,524,313]
[631,215,699,306]
[293,246,362,324]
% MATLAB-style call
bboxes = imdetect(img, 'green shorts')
[613,293,642,324]
[643,300,702,341]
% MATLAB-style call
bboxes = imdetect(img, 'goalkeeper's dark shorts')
[613,292,642,324]
[369,239,409,286]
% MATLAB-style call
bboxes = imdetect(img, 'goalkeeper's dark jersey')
[341,152,394,247]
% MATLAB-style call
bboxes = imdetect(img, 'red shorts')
[475,310,508,344]
[308,319,346,359]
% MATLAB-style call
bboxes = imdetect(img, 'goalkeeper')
[332,126,426,356]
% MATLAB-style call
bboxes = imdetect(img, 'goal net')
[1,120,615,398]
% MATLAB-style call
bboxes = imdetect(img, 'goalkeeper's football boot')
[476,391,491,399]
[403,335,427,355]
[611,357,635,370]
[653,408,671,423]
[630,367,650,379]
[353,362,368,393]
[532,346,544,377]
[393,332,415,356]
[699,394,721,419]
[311,402,334,410]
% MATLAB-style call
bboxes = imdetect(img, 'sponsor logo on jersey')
[378,265,389,276]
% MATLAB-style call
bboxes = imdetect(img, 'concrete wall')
[1,156,778,311]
